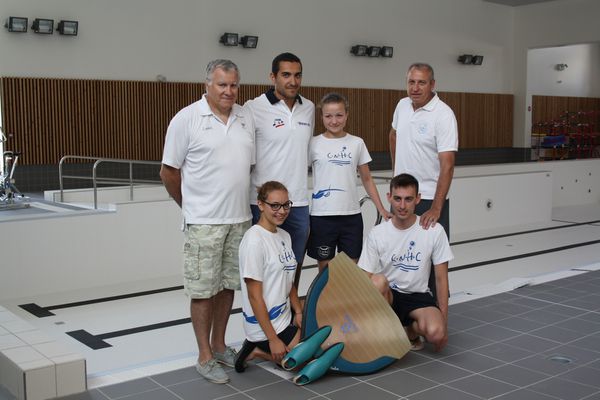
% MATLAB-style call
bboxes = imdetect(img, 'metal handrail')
[359,195,383,226]
[59,155,162,209]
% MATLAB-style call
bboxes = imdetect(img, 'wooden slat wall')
[532,95,600,127]
[1,77,513,165]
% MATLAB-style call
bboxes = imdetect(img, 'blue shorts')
[307,214,363,261]
[391,290,438,326]
[251,205,309,265]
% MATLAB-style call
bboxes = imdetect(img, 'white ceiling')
[482,0,563,6]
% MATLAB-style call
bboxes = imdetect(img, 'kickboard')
[302,252,410,374]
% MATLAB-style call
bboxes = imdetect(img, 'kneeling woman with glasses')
[236,181,303,369]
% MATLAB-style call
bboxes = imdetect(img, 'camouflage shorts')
[183,221,250,299]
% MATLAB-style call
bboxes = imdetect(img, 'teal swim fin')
[292,342,345,385]
[281,325,332,370]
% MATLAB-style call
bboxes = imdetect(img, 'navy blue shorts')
[253,324,299,353]
[306,214,363,260]
[251,204,309,265]
[391,290,438,326]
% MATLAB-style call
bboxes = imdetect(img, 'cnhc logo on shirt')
[297,121,311,127]
[272,118,285,128]
[278,241,296,271]
[327,146,352,166]
[390,240,422,272]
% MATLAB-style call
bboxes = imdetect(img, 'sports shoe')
[196,359,229,384]
[214,346,238,368]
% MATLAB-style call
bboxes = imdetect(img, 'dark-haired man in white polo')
[243,52,315,287]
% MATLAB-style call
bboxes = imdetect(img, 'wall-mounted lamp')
[458,54,484,65]
[350,45,368,56]
[32,18,54,34]
[57,20,78,36]
[240,35,258,48]
[555,63,568,71]
[381,46,394,58]
[4,17,28,33]
[220,32,239,46]
[351,44,393,58]
[367,46,381,57]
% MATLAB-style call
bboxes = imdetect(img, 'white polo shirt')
[244,89,315,206]
[358,217,453,295]
[391,94,458,200]
[162,95,254,224]
[309,133,372,215]
[239,224,297,342]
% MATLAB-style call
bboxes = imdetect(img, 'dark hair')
[390,173,419,194]
[407,62,435,81]
[319,92,349,111]
[257,181,288,202]
[272,52,302,75]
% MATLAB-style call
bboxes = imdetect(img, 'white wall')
[0,0,513,92]
[2,0,600,147]
[513,0,600,147]
[528,43,600,97]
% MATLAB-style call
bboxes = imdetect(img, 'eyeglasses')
[262,200,293,211]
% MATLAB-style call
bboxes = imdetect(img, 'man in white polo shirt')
[160,59,254,384]
[388,63,458,239]
[243,52,315,286]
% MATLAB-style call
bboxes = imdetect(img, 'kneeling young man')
[358,173,453,352]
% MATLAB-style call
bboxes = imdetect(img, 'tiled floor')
[1,202,599,399]
[2,269,598,400]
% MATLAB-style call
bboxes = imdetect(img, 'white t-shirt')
[358,217,453,294]
[162,95,254,224]
[244,90,315,206]
[309,133,372,215]
[391,94,458,199]
[239,224,298,342]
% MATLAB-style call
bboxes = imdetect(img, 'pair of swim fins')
[281,325,344,385]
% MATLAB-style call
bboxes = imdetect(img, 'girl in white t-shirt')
[308,93,391,272]
[238,181,303,367]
